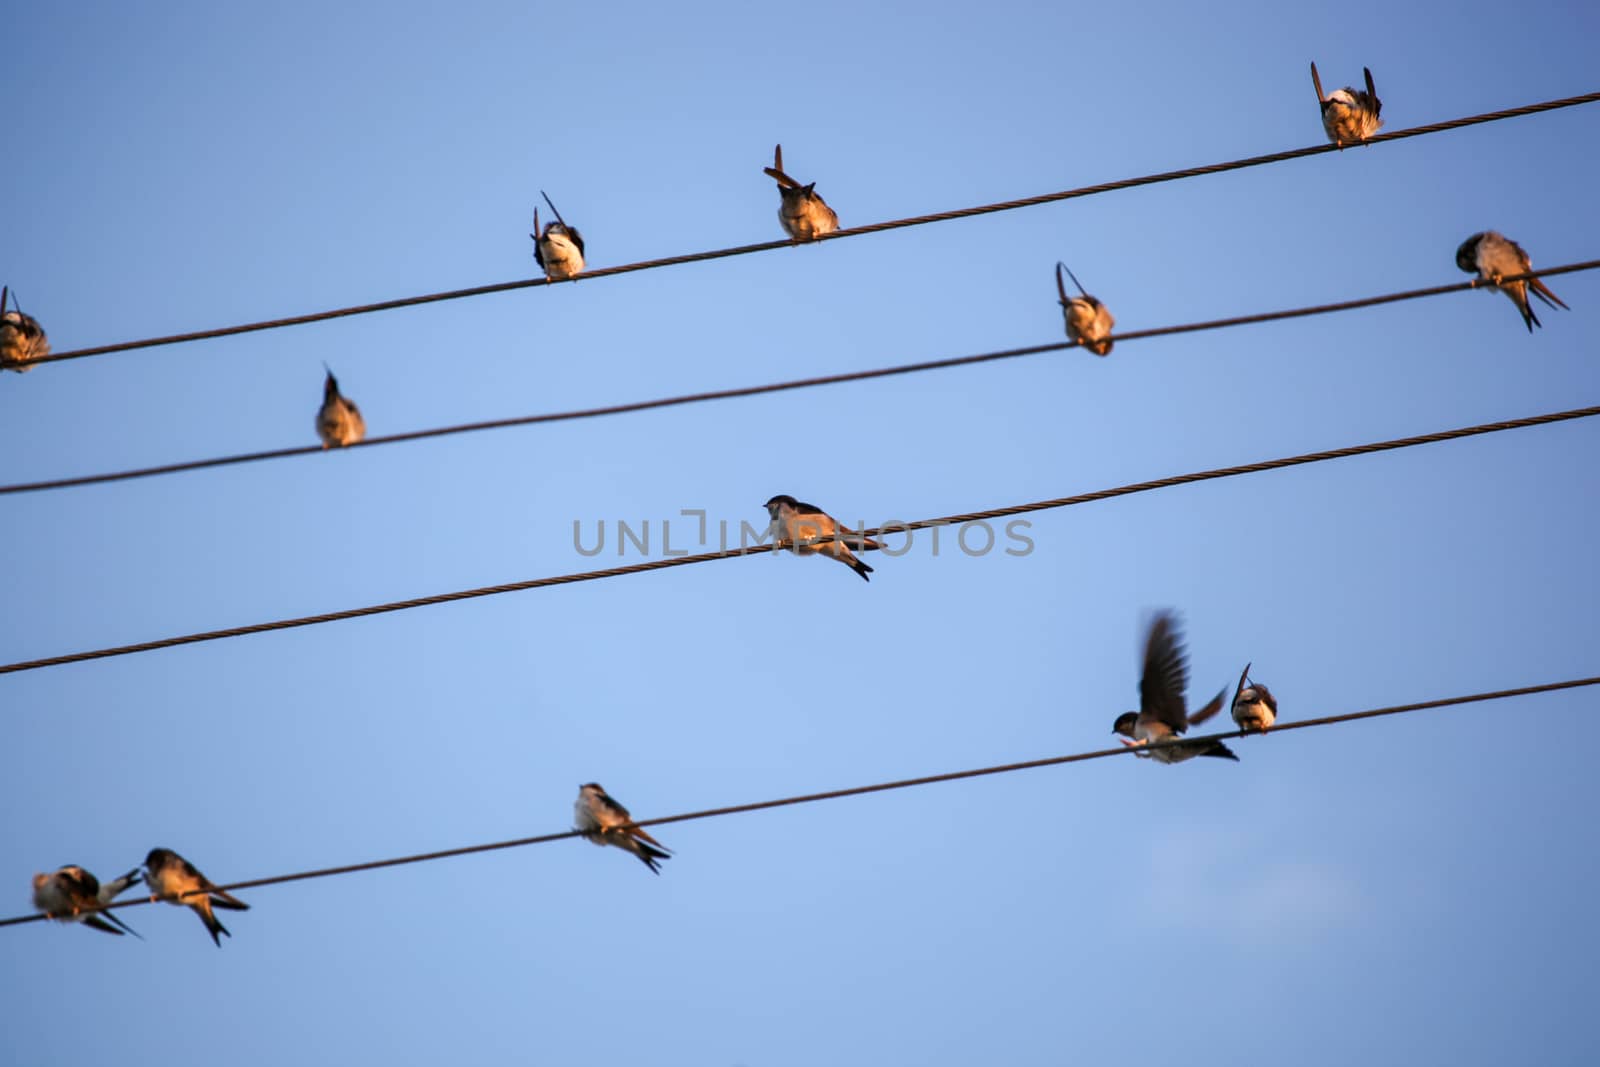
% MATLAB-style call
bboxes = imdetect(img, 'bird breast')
[778,193,837,240]
[1064,299,1114,348]
[540,232,585,279]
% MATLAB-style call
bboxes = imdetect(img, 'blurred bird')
[764,144,839,241]
[1230,662,1278,734]
[1112,611,1237,763]
[574,783,672,874]
[1310,63,1382,146]
[144,848,250,947]
[1455,231,1569,332]
[315,364,366,448]
[1055,262,1115,356]
[530,190,585,280]
[764,494,882,582]
[0,287,49,372]
[31,865,143,937]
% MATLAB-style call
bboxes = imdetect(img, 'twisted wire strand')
[3,674,1594,929]
[2,403,1595,676]
[19,90,1599,367]
[5,261,1595,497]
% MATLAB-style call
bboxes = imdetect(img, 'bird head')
[764,494,799,519]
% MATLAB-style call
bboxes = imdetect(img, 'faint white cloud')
[1134,824,1365,946]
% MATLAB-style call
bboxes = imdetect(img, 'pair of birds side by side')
[1112,611,1278,764]
[31,848,249,946]
[528,142,837,284]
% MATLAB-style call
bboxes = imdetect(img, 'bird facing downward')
[764,494,883,582]
[763,144,839,241]
[1112,611,1237,763]
[0,288,49,373]
[574,783,672,874]
[316,365,366,448]
[144,847,251,947]
[1055,262,1115,356]
[31,865,143,937]
[1310,62,1382,146]
[530,190,586,280]
[1456,231,1569,333]
[1230,662,1279,734]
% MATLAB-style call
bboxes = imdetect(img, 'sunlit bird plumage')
[144,847,250,947]
[1311,62,1382,146]
[30,864,143,937]
[316,365,366,448]
[0,288,49,373]
[574,783,672,874]
[1230,662,1279,734]
[1456,230,1569,332]
[764,143,839,241]
[1055,262,1115,356]
[764,494,883,582]
[530,190,586,280]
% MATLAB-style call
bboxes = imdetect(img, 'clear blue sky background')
[4,2,1597,1064]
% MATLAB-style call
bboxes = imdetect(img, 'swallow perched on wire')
[764,494,883,582]
[1112,611,1237,763]
[1455,231,1569,332]
[764,144,839,242]
[530,190,586,281]
[1055,262,1115,356]
[1310,63,1382,147]
[574,783,672,874]
[1230,662,1278,734]
[31,865,143,937]
[143,848,250,947]
[0,287,49,373]
[315,364,366,449]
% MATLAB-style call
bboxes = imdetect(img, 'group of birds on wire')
[28,606,1273,942]
[11,61,1582,944]
[0,63,1575,450]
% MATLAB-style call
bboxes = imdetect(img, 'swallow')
[1455,231,1569,332]
[30,864,143,937]
[315,363,366,448]
[1230,662,1278,734]
[764,494,883,582]
[0,287,49,373]
[530,190,586,281]
[143,848,250,947]
[574,783,672,874]
[1055,262,1115,356]
[1112,611,1237,763]
[1310,63,1382,146]
[764,144,839,241]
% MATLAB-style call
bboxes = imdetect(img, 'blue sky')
[3,2,1597,1064]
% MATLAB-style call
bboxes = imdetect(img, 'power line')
[6,261,1596,497]
[22,90,1600,369]
[2,403,1594,676]
[2,673,1593,930]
